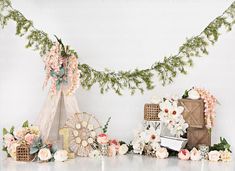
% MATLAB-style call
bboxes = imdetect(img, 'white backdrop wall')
[0,0,235,153]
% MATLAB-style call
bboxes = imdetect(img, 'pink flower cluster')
[96,133,129,156]
[43,43,80,95]
[195,88,217,129]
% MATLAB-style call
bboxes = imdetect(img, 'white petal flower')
[188,89,200,100]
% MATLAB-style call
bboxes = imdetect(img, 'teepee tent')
[36,90,79,142]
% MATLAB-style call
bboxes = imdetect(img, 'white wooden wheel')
[65,112,102,157]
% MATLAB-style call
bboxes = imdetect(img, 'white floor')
[1,154,235,171]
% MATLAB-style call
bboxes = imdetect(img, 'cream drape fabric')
[35,90,79,143]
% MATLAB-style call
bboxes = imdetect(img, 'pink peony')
[25,133,37,145]
[108,145,117,157]
[109,139,120,151]
[97,133,109,144]
[178,149,190,160]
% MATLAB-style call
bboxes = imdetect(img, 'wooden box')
[144,104,160,121]
[178,99,211,149]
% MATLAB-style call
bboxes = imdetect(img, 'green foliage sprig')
[210,137,232,152]
[102,117,111,133]
[1,0,235,95]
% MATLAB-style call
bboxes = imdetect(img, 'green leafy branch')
[1,0,235,95]
[102,117,111,133]
[210,137,232,152]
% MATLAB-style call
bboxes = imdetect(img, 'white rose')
[188,89,200,100]
[54,150,68,162]
[156,147,169,159]
[208,151,220,162]
[38,148,52,161]
[118,144,129,155]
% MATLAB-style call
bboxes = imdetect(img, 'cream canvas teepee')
[36,90,79,142]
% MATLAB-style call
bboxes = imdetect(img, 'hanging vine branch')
[1,0,235,95]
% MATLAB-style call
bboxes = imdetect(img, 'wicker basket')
[16,144,34,162]
[144,104,160,121]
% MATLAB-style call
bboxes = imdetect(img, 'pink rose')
[208,151,220,162]
[97,133,109,144]
[25,133,37,145]
[109,139,120,151]
[108,145,117,157]
[178,149,190,160]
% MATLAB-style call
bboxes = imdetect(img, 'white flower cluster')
[159,98,188,137]
[131,127,168,159]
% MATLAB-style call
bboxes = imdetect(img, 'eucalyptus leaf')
[2,128,8,136]
[22,120,29,127]
[30,147,39,154]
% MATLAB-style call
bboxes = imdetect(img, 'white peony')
[54,150,68,162]
[118,144,129,155]
[188,89,200,100]
[38,148,52,161]
[150,95,161,104]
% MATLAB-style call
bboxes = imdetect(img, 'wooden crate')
[144,104,160,121]
[178,99,211,149]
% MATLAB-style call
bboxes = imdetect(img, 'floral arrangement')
[182,87,217,129]
[88,118,130,158]
[2,121,40,159]
[2,121,68,162]
[131,126,168,159]
[159,97,188,137]
[43,37,80,95]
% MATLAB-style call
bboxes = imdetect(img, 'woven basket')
[16,144,34,161]
[144,104,160,121]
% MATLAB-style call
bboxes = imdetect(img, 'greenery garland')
[1,0,235,95]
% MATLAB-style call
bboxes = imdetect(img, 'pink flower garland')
[43,43,80,95]
[195,88,217,129]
